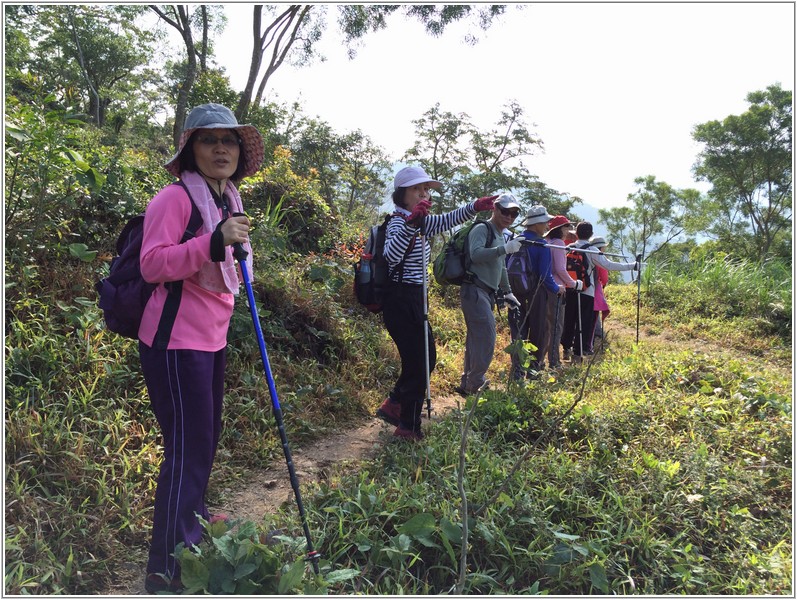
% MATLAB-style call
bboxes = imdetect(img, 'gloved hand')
[573,280,584,292]
[473,194,499,212]
[406,199,431,227]
[504,292,521,309]
[633,261,640,271]
[504,238,523,254]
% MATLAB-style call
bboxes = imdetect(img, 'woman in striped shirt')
[375,166,497,440]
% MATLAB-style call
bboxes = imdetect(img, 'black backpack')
[95,182,202,347]
[354,213,415,313]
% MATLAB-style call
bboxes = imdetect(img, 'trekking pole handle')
[231,212,249,261]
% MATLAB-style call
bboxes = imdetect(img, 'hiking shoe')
[145,573,183,594]
[453,385,468,398]
[376,398,401,426]
[393,426,424,441]
[563,348,573,361]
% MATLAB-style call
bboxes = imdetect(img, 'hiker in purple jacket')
[138,104,264,594]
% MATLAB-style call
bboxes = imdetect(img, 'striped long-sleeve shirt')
[384,202,479,285]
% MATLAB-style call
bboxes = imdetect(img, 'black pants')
[509,277,549,373]
[562,290,595,357]
[382,283,436,432]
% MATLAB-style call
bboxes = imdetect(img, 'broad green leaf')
[324,568,360,584]
[440,517,462,544]
[589,563,609,593]
[68,243,97,262]
[278,558,306,594]
[397,512,436,538]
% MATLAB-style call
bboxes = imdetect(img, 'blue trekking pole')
[232,240,321,575]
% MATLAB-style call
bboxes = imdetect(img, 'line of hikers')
[124,98,636,591]
[375,166,639,441]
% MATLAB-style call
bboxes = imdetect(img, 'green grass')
[4,247,792,594]
[288,333,790,594]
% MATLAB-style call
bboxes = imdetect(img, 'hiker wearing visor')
[376,166,499,441]
[138,103,265,594]
[456,194,523,396]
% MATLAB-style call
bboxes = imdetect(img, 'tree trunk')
[237,5,313,122]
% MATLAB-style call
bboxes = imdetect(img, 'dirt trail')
[102,394,463,595]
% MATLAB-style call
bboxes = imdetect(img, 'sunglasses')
[196,134,241,148]
[497,206,520,218]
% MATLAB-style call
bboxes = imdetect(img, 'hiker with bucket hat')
[561,222,637,363]
[507,205,564,379]
[376,166,500,440]
[138,103,265,593]
[544,215,581,369]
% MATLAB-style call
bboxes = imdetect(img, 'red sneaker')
[376,398,401,426]
[393,425,424,441]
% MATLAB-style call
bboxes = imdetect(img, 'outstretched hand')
[474,195,499,212]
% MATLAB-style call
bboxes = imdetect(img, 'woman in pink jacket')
[544,216,581,369]
[138,104,264,593]
[588,236,611,352]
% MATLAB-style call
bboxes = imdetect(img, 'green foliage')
[644,252,791,340]
[404,101,545,213]
[242,146,337,254]
[173,518,356,594]
[692,83,792,259]
[296,338,790,595]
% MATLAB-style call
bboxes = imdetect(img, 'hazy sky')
[212,3,794,210]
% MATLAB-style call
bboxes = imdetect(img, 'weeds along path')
[102,394,463,595]
[216,394,463,524]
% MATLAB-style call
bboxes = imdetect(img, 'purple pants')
[139,342,226,578]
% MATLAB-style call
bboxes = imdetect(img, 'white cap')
[394,166,442,190]
[495,193,520,210]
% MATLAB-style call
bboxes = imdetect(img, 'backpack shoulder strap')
[152,182,204,350]
[386,212,416,280]
[171,180,203,240]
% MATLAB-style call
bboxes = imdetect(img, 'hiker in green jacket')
[455,194,523,396]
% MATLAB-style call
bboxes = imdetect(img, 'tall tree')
[150,5,225,147]
[598,175,701,262]
[8,5,156,127]
[404,101,544,213]
[404,103,474,211]
[236,5,508,121]
[692,84,792,259]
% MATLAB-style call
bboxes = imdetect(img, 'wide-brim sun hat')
[521,205,553,227]
[164,103,265,179]
[394,166,442,190]
[543,215,574,237]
